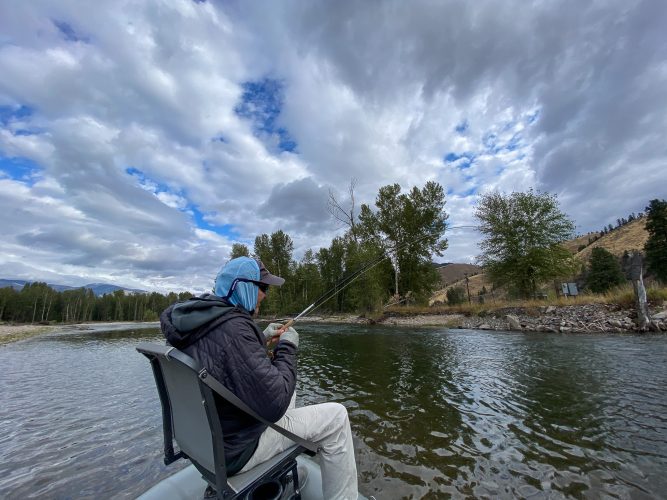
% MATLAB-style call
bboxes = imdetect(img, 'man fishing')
[159,256,359,499]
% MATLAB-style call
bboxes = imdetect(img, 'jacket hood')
[161,294,237,349]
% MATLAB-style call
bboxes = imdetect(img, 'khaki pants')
[240,394,358,500]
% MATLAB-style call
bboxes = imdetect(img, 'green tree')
[230,243,250,259]
[586,247,625,293]
[644,199,667,282]
[292,249,323,311]
[446,287,466,305]
[253,230,295,314]
[475,189,576,298]
[341,238,390,313]
[317,237,347,312]
[358,181,448,302]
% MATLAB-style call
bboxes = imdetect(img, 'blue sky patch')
[0,155,42,185]
[189,205,239,239]
[235,78,298,153]
[126,167,238,238]
[126,167,170,191]
[0,104,33,125]
[455,120,468,134]
[444,151,474,169]
[526,110,540,124]
[53,20,88,43]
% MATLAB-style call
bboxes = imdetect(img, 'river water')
[0,325,666,499]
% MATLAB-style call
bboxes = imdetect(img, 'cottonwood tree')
[358,181,448,302]
[644,199,667,283]
[475,189,576,298]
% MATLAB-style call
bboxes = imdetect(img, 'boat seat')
[137,342,318,500]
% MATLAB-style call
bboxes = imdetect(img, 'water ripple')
[1,326,666,498]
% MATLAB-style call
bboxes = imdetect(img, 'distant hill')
[570,218,648,262]
[435,263,482,287]
[0,279,146,297]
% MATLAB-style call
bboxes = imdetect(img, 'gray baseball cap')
[255,259,285,286]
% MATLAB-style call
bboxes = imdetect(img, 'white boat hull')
[139,455,330,499]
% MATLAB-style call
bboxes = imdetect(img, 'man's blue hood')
[214,257,260,313]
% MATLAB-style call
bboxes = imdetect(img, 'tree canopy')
[644,199,667,283]
[474,190,576,298]
[230,243,250,259]
[358,181,448,301]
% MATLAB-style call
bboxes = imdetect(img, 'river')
[0,325,665,499]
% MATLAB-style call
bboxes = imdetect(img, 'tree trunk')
[41,290,48,322]
[46,297,52,322]
[32,298,38,324]
[630,252,651,331]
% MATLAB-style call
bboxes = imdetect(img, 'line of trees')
[241,181,449,316]
[0,283,192,324]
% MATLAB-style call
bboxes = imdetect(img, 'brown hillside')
[430,272,494,305]
[574,218,648,263]
[436,263,482,286]
[562,232,601,253]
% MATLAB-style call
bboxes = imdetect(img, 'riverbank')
[3,303,666,346]
[0,321,159,345]
[296,302,667,333]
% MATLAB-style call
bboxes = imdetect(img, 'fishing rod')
[275,224,478,333]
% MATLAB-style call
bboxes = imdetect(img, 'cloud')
[0,0,664,291]
[259,177,330,234]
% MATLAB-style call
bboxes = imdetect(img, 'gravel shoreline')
[300,303,667,333]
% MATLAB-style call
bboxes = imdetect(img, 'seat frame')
[137,342,317,499]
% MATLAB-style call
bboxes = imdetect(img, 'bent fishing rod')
[275,225,478,333]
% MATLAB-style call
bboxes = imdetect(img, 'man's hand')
[277,326,298,348]
[262,322,298,348]
[263,323,283,346]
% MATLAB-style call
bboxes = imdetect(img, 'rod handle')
[278,319,294,334]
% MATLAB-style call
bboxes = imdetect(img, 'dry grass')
[561,232,601,253]
[575,218,648,261]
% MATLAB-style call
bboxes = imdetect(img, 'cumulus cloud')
[0,0,665,291]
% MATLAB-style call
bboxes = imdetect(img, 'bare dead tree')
[327,178,358,242]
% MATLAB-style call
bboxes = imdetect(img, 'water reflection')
[1,325,666,499]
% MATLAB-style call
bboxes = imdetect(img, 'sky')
[0,0,665,293]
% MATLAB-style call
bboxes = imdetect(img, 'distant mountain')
[0,279,146,297]
[83,283,147,296]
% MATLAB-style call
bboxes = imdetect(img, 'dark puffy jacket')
[160,294,297,475]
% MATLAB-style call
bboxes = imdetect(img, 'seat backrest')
[136,343,216,473]
[137,342,314,499]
